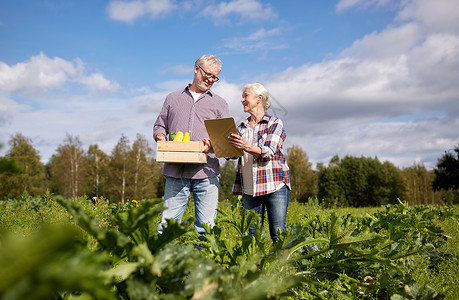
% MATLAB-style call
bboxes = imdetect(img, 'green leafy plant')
[279,201,453,298]
[0,195,455,299]
[0,225,115,300]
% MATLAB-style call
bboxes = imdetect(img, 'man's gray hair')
[195,54,222,72]
[244,82,271,111]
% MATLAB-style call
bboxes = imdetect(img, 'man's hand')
[202,138,211,154]
[156,133,166,141]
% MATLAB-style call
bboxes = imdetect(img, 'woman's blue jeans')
[157,176,219,235]
[243,185,290,242]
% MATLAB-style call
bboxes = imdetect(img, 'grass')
[408,205,459,299]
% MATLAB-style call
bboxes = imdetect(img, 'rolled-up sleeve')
[258,118,286,161]
[153,100,169,140]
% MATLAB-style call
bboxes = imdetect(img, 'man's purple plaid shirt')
[153,84,229,179]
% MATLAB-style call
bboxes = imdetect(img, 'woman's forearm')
[244,143,262,158]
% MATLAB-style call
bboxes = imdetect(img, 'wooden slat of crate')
[157,141,203,152]
[156,141,206,163]
[157,151,207,164]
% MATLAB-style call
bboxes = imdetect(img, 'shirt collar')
[184,84,214,97]
[241,113,270,127]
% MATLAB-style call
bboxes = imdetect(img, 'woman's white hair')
[244,82,270,111]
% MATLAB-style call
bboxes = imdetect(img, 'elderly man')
[153,54,229,234]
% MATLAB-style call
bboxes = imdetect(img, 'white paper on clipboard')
[204,117,244,158]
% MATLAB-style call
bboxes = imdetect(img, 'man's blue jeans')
[243,185,290,242]
[157,176,219,235]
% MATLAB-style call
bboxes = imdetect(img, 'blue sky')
[1,0,458,169]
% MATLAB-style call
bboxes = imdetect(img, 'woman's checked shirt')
[232,113,291,197]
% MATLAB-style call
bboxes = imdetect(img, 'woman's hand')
[228,133,249,151]
[228,133,262,157]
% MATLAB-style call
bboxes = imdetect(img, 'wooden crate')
[156,141,207,164]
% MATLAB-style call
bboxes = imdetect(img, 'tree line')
[1,133,458,206]
[0,133,164,203]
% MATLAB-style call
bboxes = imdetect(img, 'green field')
[1,194,458,299]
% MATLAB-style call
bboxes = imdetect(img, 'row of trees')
[0,133,164,203]
[1,133,458,206]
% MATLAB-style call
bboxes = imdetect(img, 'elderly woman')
[228,83,291,243]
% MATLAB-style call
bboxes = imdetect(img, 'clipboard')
[204,117,244,158]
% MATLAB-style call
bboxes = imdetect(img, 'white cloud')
[0,52,78,94]
[133,90,170,113]
[337,0,459,34]
[222,27,286,53]
[3,0,458,170]
[0,94,156,163]
[248,27,281,40]
[0,52,124,160]
[336,0,397,13]
[159,64,192,76]
[308,116,459,169]
[264,31,459,134]
[397,0,459,34]
[153,79,190,91]
[169,64,192,74]
[76,73,120,94]
[407,33,459,95]
[0,53,119,96]
[341,23,423,58]
[202,0,276,24]
[0,94,30,126]
[336,0,363,12]
[107,1,145,23]
[249,0,459,169]
[107,0,177,23]
[83,123,122,144]
[211,80,244,118]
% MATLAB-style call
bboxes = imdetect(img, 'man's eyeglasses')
[198,65,219,82]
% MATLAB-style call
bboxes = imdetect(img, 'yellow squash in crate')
[173,131,184,141]
[183,132,190,141]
